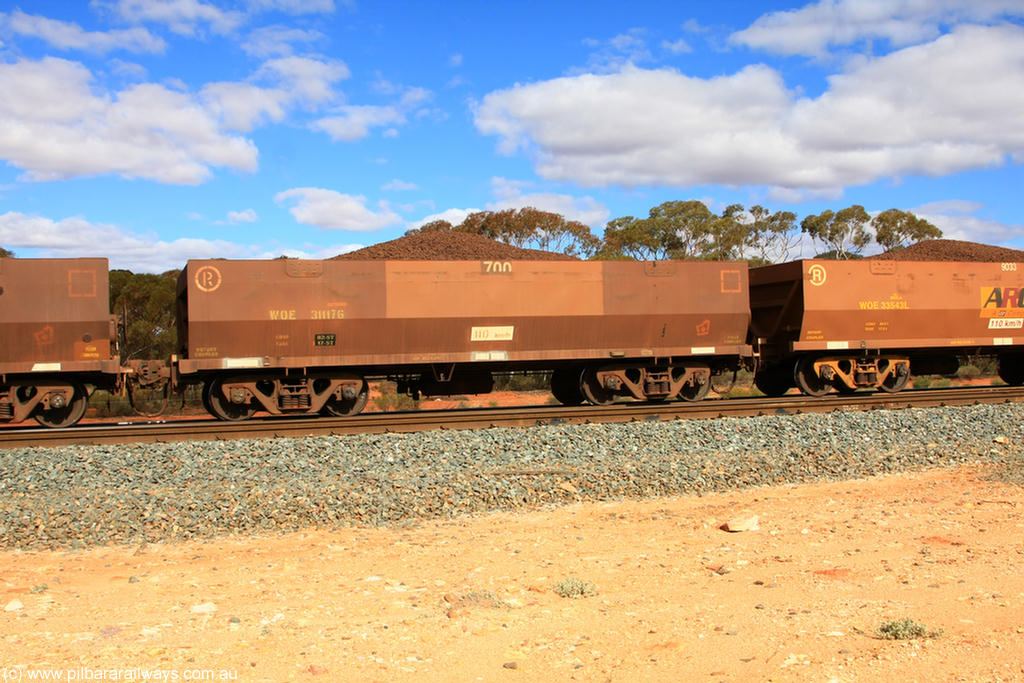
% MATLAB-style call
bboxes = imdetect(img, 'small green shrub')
[957,364,981,380]
[875,618,943,640]
[372,381,420,412]
[912,375,932,390]
[553,577,597,599]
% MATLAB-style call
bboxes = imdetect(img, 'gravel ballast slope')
[2,403,1021,551]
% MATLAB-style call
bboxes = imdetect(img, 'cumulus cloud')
[227,208,258,223]
[313,104,404,141]
[382,179,418,191]
[912,200,1024,247]
[0,57,257,184]
[256,56,349,104]
[474,24,1024,195]
[99,0,244,36]
[313,82,431,142]
[730,0,1024,58]
[242,25,323,58]
[202,55,347,131]
[200,81,288,131]
[407,208,482,231]
[247,0,335,14]
[275,188,403,231]
[579,28,654,73]
[2,9,166,53]
[0,211,257,272]
[487,177,609,227]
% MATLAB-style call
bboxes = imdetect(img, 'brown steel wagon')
[749,259,1024,395]
[0,258,120,426]
[176,258,753,419]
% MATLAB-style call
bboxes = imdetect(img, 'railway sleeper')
[581,363,711,405]
[794,355,910,396]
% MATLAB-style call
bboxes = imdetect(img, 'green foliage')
[109,269,179,361]
[957,364,981,380]
[414,207,600,259]
[553,577,597,598]
[912,375,933,389]
[600,200,740,261]
[744,205,798,265]
[872,209,942,252]
[372,381,420,412]
[875,618,943,640]
[801,205,872,259]
[0,246,13,257]
[493,372,551,392]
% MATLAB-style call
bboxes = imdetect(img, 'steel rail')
[1,385,1022,449]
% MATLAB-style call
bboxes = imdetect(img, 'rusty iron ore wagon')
[750,259,1024,396]
[0,258,121,426]
[177,258,752,420]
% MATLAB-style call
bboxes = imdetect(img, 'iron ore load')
[3,235,1024,428]
[177,258,751,420]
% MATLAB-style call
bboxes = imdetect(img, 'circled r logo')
[195,265,222,292]
[808,264,827,287]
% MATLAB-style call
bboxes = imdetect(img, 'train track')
[1,385,1023,449]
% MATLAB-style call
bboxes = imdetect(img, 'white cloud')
[275,188,403,231]
[256,56,349,104]
[0,211,256,272]
[314,80,430,142]
[912,200,1024,247]
[487,177,609,227]
[242,25,322,58]
[475,24,1024,195]
[0,57,257,184]
[2,10,166,53]
[579,28,654,73]
[246,0,335,14]
[661,38,692,55]
[730,0,1024,58]
[201,81,288,131]
[108,58,148,79]
[382,179,418,191]
[449,53,463,67]
[100,0,244,36]
[227,208,258,223]
[407,208,482,231]
[313,105,404,142]
[201,55,347,132]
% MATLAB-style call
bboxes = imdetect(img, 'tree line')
[412,202,941,265]
[1,200,940,362]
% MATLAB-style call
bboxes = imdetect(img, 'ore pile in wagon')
[334,230,578,261]
[878,239,1024,262]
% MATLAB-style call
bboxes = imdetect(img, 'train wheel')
[753,369,791,397]
[878,364,910,393]
[321,382,369,417]
[580,368,614,406]
[204,378,256,421]
[794,357,830,397]
[678,375,711,402]
[550,368,585,406]
[997,355,1024,385]
[34,383,88,428]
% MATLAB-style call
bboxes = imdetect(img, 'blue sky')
[0,0,1022,272]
